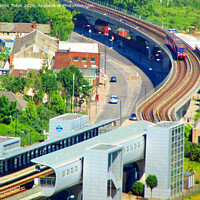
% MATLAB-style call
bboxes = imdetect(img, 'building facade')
[10,30,58,70]
[54,42,99,85]
[145,121,184,199]
[83,144,123,200]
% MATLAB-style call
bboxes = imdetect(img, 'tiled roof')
[11,69,40,77]
[10,69,28,77]
[0,22,50,34]
[0,91,28,110]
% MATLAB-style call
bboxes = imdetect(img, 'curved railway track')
[0,167,53,199]
[1,1,199,198]
[66,0,200,122]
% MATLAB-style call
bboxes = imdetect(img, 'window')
[198,136,200,144]
[90,57,95,62]
[73,56,78,61]
[82,57,87,62]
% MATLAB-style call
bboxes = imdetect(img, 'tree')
[51,90,66,114]
[0,95,17,125]
[184,124,192,141]
[145,174,158,199]
[25,100,38,121]
[132,181,144,199]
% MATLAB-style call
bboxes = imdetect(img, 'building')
[0,37,15,55]
[0,91,28,110]
[0,136,21,159]
[192,118,200,144]
[54,42,99,85]
[0,22,51,37]
[10,30,59,70]
[83,144,123,200]
[145,121,184,199]
[48,113,89,140]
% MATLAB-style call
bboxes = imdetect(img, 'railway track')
[65,0,200,122]
[0,167,53,199]
[1,1,199,199]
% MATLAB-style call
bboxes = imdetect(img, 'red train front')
[166,33,186,59]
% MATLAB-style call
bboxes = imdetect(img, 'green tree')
[145,174,158,199]
[0,95,17,125]
[184,124,192,141]
[39,64,58,98]
[25,100,38,121]
[51,90,66,114]
[132,181,144,199]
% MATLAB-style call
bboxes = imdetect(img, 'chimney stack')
[32,21,37,29]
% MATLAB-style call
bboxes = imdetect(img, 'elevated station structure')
[32,121,184,200]
[0,114,117,175]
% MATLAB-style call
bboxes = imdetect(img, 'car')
[129,113,137,121]
[110,95,118,104]
[110,76,117,82]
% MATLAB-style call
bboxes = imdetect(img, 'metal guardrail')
[88,0,167,29]
[170,184,200,200]
[5,186,41,200]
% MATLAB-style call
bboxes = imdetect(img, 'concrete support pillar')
[85,16,96,25]
[0,160,4,174]
[109,25,118,34]
[128,32,137,40]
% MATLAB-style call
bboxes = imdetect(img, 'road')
[69,31,154,127]
[95,45,141,127]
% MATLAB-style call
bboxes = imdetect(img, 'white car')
[110,95,118,104]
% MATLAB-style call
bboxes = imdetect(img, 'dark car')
[129,113,137,121]
[110,76,117,82]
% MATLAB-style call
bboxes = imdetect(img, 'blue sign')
[56,125,63,132]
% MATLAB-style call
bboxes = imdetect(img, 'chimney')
[32,21,37,29]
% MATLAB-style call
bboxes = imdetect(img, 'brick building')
[54,42,99,85]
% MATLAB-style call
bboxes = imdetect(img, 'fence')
[5,186,41,200]
[171,184,200,200]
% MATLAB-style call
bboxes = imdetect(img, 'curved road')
[95,44,154,126]
[69,32,154,126]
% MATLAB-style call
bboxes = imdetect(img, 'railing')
[171,184,200,200]
[5,186,41,200]
[87,0,167,29]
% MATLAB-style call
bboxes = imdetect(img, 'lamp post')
[104,46,107,88]
[67,195,75,200]
[15,109,17,137]
[119,99,122,127]
[72,74,75,113]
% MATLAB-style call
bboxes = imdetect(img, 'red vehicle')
[97,25,111,35]
[166,33,186,59]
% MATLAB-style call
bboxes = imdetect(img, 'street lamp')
[67,195,75,200]
[119,99,122,127]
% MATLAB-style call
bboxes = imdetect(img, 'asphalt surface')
[69,29,154,127]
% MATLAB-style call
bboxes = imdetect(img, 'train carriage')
[166,33,186,59]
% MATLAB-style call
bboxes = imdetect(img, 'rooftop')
[58,42,99,53]
[51,113,85,121]
[0,22,50,34]
[91,144,117,151]
[0,119,118,160]
[0,91,28,110]
[32,120,153,169]
[0,137,13,143]
[152,121,182,128]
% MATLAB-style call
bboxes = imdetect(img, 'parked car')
[110,95,118,104]
[129,113,137,121]
[110,76,117,82]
